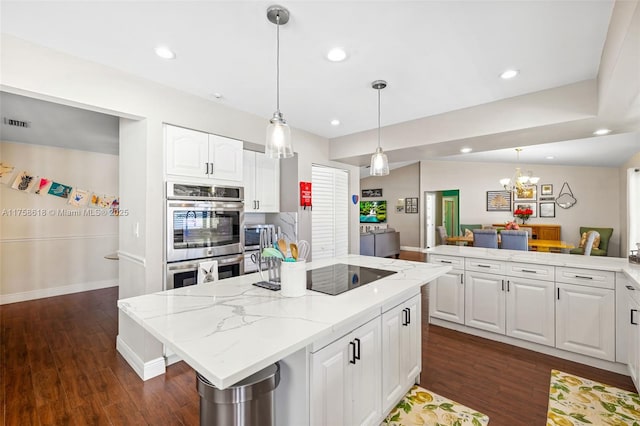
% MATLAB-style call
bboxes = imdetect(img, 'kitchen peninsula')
[117,255,451,425]
[427,245,640,390]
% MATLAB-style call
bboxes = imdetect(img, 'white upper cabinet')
[166,124,243,182]
[243,150,280,212]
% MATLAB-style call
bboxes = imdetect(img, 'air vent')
[3,117,30,128]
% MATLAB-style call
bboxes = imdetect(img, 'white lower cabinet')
[465,271,505,334]
[429,255,465,324]
[505,277,555,346]
[556,283,615,362]
[310,316,381,426]
[627,286,640,390]
[381,295,421,414]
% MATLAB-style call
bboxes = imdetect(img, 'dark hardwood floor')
[1,250,634,425]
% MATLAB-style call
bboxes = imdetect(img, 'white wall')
[419,160,622,256]
[0,141,118,303]
[620,148,640,254]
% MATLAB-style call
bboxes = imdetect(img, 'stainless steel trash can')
[196,363,280,426]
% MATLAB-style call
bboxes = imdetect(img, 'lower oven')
[166,253,244,290]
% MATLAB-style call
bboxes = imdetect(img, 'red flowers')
[514,208,533,221]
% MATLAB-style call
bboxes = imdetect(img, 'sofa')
[360,228,400,258]
[569,227,614,256]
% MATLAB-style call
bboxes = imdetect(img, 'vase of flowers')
[514,207,533,225]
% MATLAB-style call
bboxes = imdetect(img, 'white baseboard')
[400,246,423,252]
[0,280,118,305]
[116,335,166,380]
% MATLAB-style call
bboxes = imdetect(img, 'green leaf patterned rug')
[382,385,490,425]
[547,369,640,425]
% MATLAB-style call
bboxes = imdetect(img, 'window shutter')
[312,165,349,260]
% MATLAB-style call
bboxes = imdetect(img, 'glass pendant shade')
[266,113,293,159]
[370,147,389,176]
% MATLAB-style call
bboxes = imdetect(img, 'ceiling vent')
[3,117,30,128]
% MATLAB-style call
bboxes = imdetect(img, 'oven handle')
[167,254,244,271]
[168,201,244,211]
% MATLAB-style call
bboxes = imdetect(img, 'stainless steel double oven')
[165,182,244,290]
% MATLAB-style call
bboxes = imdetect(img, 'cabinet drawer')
[465,258,506,274]
[556,267,615,289]
[507,262,555,282]
[429,255,464,270]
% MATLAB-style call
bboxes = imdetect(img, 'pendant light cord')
[377,88,381,149]
[276,13,280,114]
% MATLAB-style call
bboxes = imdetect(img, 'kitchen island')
[118,254,450,425]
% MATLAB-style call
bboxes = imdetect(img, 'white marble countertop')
[426,245,640,287]
[118,255,450,389]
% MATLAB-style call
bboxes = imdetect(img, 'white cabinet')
[166,124,243,182]
[556,283,615,361]
[428,255,465,324]
[381,295,421,414]
[465,271,505,334]
[505,277,555,346]
[243,150,280,212]
[310,317,381,426]
[626,285,640,390]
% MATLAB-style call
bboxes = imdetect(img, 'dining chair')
[519,227,533,239]
[583,231,600,256]
[500,230,529,251]
[473,229,498,249]
[436,226,448,245]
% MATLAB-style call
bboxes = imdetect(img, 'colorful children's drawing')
[98,195,115,209]
[110,198,120,215]
[48,182,72,199]
[35,177,52,195]
[90,193,101,206]
[68,188,90,207]
[0,162,15,184]
[11,170,37,192]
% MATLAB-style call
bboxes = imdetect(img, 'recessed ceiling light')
[330,119,341,126]
[546,156,555,160]
[593,128,611,136]
[460,147,472,153]
[327,48,347,62]
[212,93,223,99]
[154,46,176,59]
[500,69,519,80]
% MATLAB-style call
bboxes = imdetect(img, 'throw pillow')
[579,232,601,249]
[464,229,473,238]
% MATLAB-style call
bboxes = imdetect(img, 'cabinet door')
[242,151,257,210]
[465,271,505,334]
[556,283,615,361]
[381,303,403,414]
[166,125,209,178]
[505,277,554,346]
[254,152,280,212]
[351,318,382,426]
[310,334,352,426]
[209,135,243,182]
[429,271,465,324]
[401,295,421,386]
[538,226,560,240]
[628,293,640,390]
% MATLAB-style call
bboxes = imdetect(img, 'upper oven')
[166,182,244,262]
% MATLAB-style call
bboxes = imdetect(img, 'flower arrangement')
[505,221,520,230]
[514,207,533,224]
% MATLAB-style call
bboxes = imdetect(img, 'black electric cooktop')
[306,263,397,296]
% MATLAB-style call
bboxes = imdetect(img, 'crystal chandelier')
[500,148,539,191]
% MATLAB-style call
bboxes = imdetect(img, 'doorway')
[424,189,460,248]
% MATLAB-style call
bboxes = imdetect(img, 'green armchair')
[460,224,483,235]
[569,227,614,256]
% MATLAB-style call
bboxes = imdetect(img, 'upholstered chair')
[436,226,448,245]
[569,227,613,256]
[500,230,529,251]
[473,229,498,249]
[583,231,601,256]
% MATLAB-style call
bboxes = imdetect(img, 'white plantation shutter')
[312,165,349,260]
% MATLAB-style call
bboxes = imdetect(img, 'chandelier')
[500,148,539,191]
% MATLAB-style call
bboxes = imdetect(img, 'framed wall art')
[541,184,553,196]
[514,202,537,218]
[362,188,383,198]
[514,185,537,202]
[539,202,556,218]
[486,190,512,212]
[405,197,418,213]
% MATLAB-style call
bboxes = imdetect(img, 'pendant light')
[370,80,390,176]
[265,5,293,159]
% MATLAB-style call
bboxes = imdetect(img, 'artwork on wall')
[486,190,512,212]
[34,177,52,195]
[514,185,537,201]
[0,162,15,184]
[48,182,72,198]
[69,188,90,207]
[541,184,553,196]
[98,195,115,209]
[362,188,383,197]
[539,202,556,218]
[11,170,37,192]
[514,202,537,218]
[405,197,418,213]
[396,198,404,213]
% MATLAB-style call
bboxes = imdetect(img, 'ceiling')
[1,1,639,169]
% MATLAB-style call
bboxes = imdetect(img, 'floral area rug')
[547,369,640,425]
[382,385,490,426]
